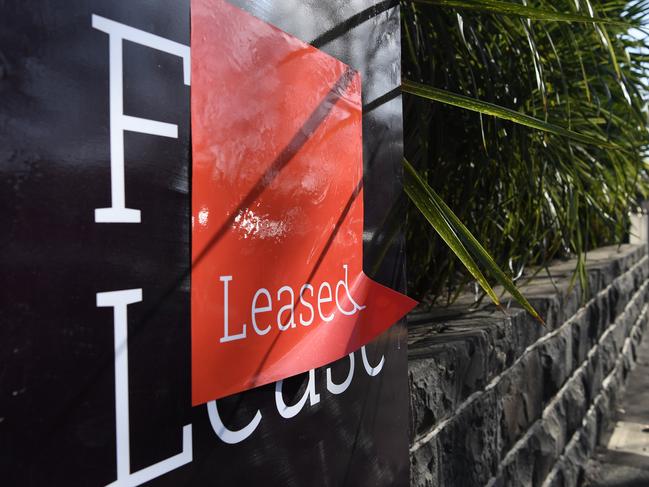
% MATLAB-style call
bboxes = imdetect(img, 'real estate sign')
[1,1,411,485]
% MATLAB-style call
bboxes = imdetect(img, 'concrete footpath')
[584,333,649,486]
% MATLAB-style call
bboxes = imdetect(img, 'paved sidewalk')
[584,335,649,486]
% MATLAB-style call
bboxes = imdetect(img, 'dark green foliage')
[402,0,649,306]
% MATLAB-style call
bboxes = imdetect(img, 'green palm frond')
[411,0,630,25]
[401,0,649,310]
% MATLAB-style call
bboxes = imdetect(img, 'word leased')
[220,264,366,343]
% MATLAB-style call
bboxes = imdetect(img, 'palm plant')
[401,0,649,319]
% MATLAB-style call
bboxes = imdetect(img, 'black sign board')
[0,1,408,485]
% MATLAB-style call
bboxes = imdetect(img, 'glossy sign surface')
[191,0,415,404]
[2,0,410,484]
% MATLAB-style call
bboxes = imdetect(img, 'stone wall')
[408,244,649,486]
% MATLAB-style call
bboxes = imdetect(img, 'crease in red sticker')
[190,0,417,405]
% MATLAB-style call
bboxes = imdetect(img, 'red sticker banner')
[191,0,417,405]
